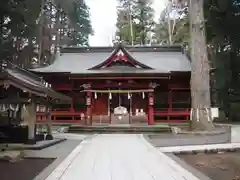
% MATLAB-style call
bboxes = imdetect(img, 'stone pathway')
[46,134,199,180]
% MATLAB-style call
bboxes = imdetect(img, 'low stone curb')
[171,125,231,136]
[173,147,240,155]
[24,138,67,150]
[6,138,66,151]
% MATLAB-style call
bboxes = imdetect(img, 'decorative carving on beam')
[81,83,91,89]
[70,76,169,80]
[82,89,154,93]
[149,82,160,89]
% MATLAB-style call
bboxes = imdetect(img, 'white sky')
[87,0,167,46]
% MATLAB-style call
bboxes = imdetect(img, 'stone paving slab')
[158,142,240,153]
[46,134,200,180]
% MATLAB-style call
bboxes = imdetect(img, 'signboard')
[149,97,154,105]
[86,97,91,106]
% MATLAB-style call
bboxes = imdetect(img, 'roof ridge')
[60,44,184,53]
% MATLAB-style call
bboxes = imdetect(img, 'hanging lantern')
[94,92,97,99]
[109,92,112,100]
[142,92,145,99]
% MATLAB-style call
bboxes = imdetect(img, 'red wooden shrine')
[32,44,191,125]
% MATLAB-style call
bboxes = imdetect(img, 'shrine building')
[32,44,191,125]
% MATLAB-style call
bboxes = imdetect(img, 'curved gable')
[88,44,153,70]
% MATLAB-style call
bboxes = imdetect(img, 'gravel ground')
[0,158,54,180]
[178,152,240,180]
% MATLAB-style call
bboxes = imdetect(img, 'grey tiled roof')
[1,63,71,102]
[31,46,191,74]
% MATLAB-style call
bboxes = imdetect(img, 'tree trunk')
[38,0,46,65]
[189,0,214,130]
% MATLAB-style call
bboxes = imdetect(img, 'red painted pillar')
[168,89,172,111]
[86,91,92,125]
[70,81,74,112]
[148,92,155,125]
[70,99,74,112]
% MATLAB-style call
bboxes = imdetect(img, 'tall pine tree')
[115,0,155,45]
[132,0,155,45]
[68,0,93,46]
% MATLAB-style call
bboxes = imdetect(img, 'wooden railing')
[154,108,190,122]
[36,111,85,123]
[51,111,84,121]
[36,112,48,121]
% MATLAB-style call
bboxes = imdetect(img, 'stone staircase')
[68,114,172,133]
[68,125,171,133]
[91,115,148,125]
[68,115,171,133]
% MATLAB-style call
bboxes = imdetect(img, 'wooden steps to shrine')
[67,124,172,134]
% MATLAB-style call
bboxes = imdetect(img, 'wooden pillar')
[168,89,173,111]
[70,98,74,121]
[70,80,74,112]
[86,90,92,125]
[70,101,74,112]
[23,101,36,144]
[148,92,155,125]
[46,106,53,140]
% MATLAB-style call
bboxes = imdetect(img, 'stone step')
[68,124,171,133]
